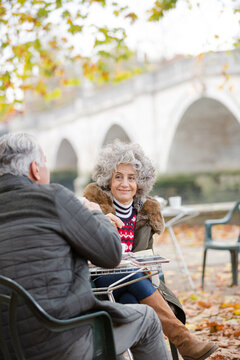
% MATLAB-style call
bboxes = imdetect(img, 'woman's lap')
[93,272,156,303]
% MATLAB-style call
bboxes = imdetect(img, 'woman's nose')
[121,177,129,186]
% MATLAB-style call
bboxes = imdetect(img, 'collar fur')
[83,183,164,234]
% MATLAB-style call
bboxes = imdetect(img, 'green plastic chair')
[202,201,240,289]
[0,275,117,360]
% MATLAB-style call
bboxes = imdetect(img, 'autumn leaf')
[125,12,138,24]
[223,63,229,71]
[221,303,240,309]
[148,0,178,21]
[198,301,211,308]
[208,321,225,333]
[44,87,62,101]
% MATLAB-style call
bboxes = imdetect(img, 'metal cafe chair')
[202,200,240,288]
[0,275,117,360]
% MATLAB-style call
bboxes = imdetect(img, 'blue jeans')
[93,272,156,304]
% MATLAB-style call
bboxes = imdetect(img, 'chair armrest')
[41,310,113,332]
[205,201,240,242]
[205,217,230,227]
[205,213,232,242]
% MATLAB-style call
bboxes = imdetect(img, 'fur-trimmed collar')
[83,183,164,234]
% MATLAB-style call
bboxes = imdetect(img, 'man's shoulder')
[41,182,67,193]
[28,182,74,205]
[35,182,71,194]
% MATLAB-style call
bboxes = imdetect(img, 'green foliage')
[148,0,178,21]
[151,170,240,204]
[44,87,62,101]
[0,0,147,121]
[51,170,78,191]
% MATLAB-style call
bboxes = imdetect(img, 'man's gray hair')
[0,132,42,177]
[92,141,156,203]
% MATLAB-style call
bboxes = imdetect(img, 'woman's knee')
[127,278,155,301]
[119,292,138,304]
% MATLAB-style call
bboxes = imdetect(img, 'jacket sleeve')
[53,185,122,268]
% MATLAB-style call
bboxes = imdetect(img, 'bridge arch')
[166,96,240,172]
[52,138,78,190]
[102,124,131,147]
[55,138,78,171]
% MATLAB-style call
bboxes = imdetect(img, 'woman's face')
[110,163,137,205]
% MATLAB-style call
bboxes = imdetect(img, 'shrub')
[151,170,240,204]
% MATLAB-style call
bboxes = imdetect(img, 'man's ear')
[29,160,40,182]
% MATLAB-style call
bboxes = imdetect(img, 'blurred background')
[1,0,240,205]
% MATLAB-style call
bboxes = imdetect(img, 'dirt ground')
[153,224,240,360]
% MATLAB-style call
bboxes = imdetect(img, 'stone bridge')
[10,49,240,191]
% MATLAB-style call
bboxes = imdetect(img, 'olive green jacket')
[84,183,186,324]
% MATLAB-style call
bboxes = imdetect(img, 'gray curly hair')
[0,132,42,177]
[92,141,156,203]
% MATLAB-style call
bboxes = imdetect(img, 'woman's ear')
[29,160,40,182]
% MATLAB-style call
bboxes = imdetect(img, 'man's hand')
[106,213,124,229]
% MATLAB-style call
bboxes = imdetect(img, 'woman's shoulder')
[141,196,161,214]
[83,182,109,203]
[84,182,102,198]
[83,183,115,215]
[139,196,164,234]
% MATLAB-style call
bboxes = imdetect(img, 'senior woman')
[84,142,217,360]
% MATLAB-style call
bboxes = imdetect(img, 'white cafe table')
[161,206,199,290]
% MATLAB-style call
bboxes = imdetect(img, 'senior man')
[0,132,170,360]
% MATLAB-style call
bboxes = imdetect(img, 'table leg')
[168,226,195,290]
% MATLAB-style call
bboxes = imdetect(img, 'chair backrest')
[0,275,117,360]
[204,201,240,243]
[228,201,240,220]
[237,201,240,242]
[228,201,240,242]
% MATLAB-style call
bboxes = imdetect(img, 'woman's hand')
[82,198,102,212]
[106,213,124,229]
